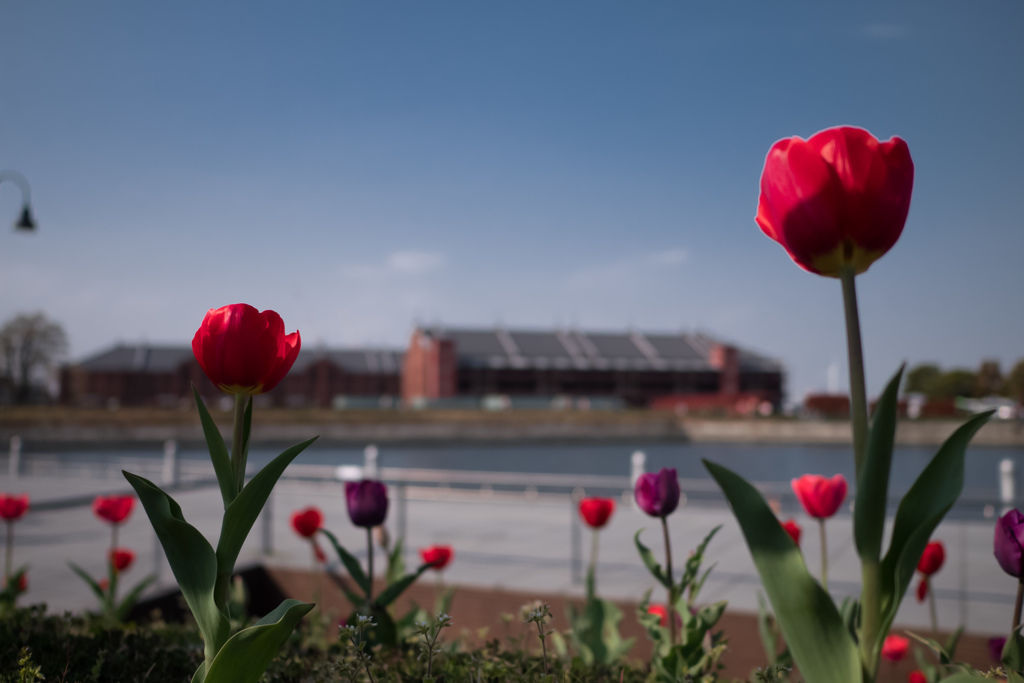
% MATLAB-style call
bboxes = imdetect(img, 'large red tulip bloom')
[0,493,29,521]
[92,495,134,525]
[881,634,909,662]
[579,497,616,529]
[192,303,301,395]
[290,507,323,538]
[110,548,135,573]
[917,541,945,576]
[420,545,454,570]
[756,126,914,277]
[792,474,847,519]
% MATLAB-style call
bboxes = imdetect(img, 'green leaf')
[319,528,370,598]
[193,385,236,507]
[875,411,993,659]
[756,593,779,664]
[374,562,433,610]
[854,366,903,562]
[1004,624,1024,671]
[634,530,671,590]
[202,599,314,683]
[115,574,158,622]
[69,562,108,604]
[386,536,406,585]
[215,436,317,604]
[704,460,861,683]
[123,471,230,665]
[325,567,366,606]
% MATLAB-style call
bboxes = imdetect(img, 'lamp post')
[0,170,38,232]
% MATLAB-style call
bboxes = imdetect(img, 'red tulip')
[98,577,109,592]
[756,126,914,277]
[781,519,801,546]
[881,634,909,662]
[420,545,454,570]
[290,507,323,539]
[647,604,681,629]
[989,636,1007,662]
[908,671,927,683]
[579,497,616,529]
[92,495,134,525]
[917,541,945,576]
[6,572,27,593]
[110,548,135,573]
[192,303,300,395]
[0,493,29,521]
[916,577,928,603]
[791,474,847,519]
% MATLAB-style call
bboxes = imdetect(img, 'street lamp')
[0,170,37,232]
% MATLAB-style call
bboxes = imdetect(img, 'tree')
[974,360,1003,397]
[0,312,68,404]
[904,364,942,396]
[1006,360,1024,404]
[931,369,976,400]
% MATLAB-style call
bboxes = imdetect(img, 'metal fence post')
[8,436,21,479]
[1001,458,1015,514]
[570,487,584,585]
[161,439,178,485]
[395,484,407,544]
[262,490,274,556]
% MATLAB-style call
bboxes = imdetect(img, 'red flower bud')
[0,493,29,521]
[647,604,681,629]
[290,507,323,538]
[908,671,927,683]
[110,548,135,573]
[781,519,801,547]
[6,572,27,593]
[916,577,928,603]
[192,303,301,396]
[98,577,109,592]
[92,495,134,525]
[756,126,914,277]
[420,545,454,570]
[791,474,847,519]
[917,541,945,576]
[579,497,616,529]
[881,634,909,662]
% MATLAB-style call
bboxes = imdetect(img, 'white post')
[630,450,646,488]
[364,444,379,479]
[161,439,178,485]
[8,436,21,480]
[1000,458,1015,514]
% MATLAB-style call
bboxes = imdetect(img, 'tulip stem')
[366,528,374,604]
[840,267,869,478]
[589,530,600,598]
[4,521,12,581]
[661,516,677,646]
[819,519,829,592]
[1014,580,1024,633]
[928,583,938,635]
[231,393,247,493]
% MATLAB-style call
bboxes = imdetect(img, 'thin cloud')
[341,250,447,281]
[566,249,688,292]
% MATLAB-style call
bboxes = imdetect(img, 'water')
[18,439,1023,505]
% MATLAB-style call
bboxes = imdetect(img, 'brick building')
[59,344,402,409]
[402,327,784,410]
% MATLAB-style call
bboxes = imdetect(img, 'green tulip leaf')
[192,386,236,507]
[215,436,317,604]
[325,567,365,607]
[374,562,433,610]
[319,528,370,598]
[634,530,672,590]
[386,536,406,585]
[854,365,903,563]
[123,471,229,664]
[115,574,158,622]
[704,460,861,683]
[69,562,108,605]
[201,599,314,683]
[874,411,993,659]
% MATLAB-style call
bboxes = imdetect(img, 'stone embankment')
[0,408,1021,446]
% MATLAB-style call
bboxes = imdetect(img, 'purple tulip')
[345,479,388,528]
[634,468,680,518]
[989,636,1007,662]
[995,509,1024,578]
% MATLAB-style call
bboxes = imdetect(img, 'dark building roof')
[422,327,784,374]
[75,344,403,375]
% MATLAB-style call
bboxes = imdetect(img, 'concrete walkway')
[1,471,1015,637]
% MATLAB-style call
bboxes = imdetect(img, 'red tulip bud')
[881,634,909,662]
[908,671,927,683]
[579,497,616,529]
[791,474,847,519]
[92,495,135,525]
[781,519,802,547]
[0,493,29,521]
[420,545,454,570]
[915,577,928,603]
[290,507,323,538]
[917,541,945,576]
[110,548,135,573]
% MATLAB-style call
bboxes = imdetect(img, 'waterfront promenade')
[1,467,1015,638]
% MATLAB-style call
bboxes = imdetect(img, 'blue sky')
[1,1,1021,402]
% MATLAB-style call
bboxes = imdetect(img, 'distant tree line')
[0,312,68,405]
[904,359,1024,403]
